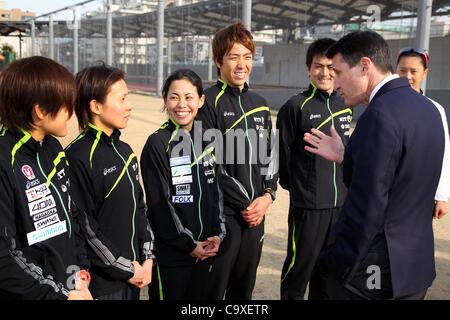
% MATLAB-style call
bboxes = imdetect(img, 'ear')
[89,100,102,116]
[33,104,46,121]
[424,68,429,77]
[360,57,372,74]
[198,94,206,109]
[214,59,222,70]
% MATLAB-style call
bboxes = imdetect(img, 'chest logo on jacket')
[172,195,194,204]
[25,183,51,202]
[176,184,190,195]
[171,165,192,177]
[21,165,36,180]
[170,156,191,167]
[57,168,66,180]
[104,166,117,176]
[28,195,57,216]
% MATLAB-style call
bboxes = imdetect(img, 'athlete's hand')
[201,236,221,260]
[190,242,208,260]
[242,193,271,228]
[138,259,153,288]
[434,200,448,219]
[128,261,145,288]
[67,287,93,300]
[304,125,344,165]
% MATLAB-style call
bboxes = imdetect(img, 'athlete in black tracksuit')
[141,118,226,300]
[277,83,352,299]
[65,123,155,299]
[0,128,88,299]
[197,79,278,299]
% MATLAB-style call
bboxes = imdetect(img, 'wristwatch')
[263,188,276,202]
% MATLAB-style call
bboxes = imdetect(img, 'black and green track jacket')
[277,83,352,209]
[196,79,278,215]
[140,118,226,267]
[0,128,88,300]
[65,123,155,297]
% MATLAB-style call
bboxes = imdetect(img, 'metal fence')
[22,0,450,98]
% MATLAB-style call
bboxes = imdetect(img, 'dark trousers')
[207,213,264,300]
[96,285,140,300]
[149,260,212,300]
[324,239,427,300]
[280,206,340,300]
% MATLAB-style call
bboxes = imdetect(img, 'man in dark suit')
[304,31,445,300]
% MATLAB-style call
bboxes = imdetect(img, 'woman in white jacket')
[397,47,450,219]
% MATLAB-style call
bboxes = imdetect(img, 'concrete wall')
[260,37,450,90]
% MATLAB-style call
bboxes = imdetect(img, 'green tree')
[1,43,16,63]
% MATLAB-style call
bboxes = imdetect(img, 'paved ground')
[60,93,450,300]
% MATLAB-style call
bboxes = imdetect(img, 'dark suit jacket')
[320,77,445,298]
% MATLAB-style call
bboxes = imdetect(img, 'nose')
[236,56,245,68]
[178,97,187,107]
[125,99,132,111]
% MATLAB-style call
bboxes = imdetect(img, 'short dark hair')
[75,63,125,130]
[212,22,255,75]
[306,38,336,69]
[397,50,428,69]
[0,56,75,131]
[162,69,203,101]
[326,31,393,74]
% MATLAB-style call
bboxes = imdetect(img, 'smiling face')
[332,53,368,107]
[309,54,335,94]
[93,79,131,136]
[165,79,205,131]
[217,42,253,90]
[397,56,428,93]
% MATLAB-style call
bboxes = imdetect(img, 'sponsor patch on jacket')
[176,184,191,195]
[34,214,60,230]
[172,195,194,203]
[104,166,117,176]
[204,169,214,176]
[32,208,58,222]
[57,169,66,180]
[27,220,67,246]
[28,195,56,216]
[25,183,51,202]
[172,175,193,185]
[224,111,235,117]
[26,179,41,190]
[171,165,192,177]
[22,165,36,180]
[170,156,191,167]
[338,115,352,123]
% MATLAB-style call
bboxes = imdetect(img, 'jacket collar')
[304,82,337,101]
[216,78,249,96]
[371,75,409,102]
[86,123,121,145]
